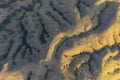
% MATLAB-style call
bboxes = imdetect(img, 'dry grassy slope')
[96,0,120,5]
[0,0,120,80]
[59,3,120,80]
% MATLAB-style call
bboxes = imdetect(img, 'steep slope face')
[0,0,120,80]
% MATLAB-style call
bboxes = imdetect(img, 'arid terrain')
[0,0,120,80]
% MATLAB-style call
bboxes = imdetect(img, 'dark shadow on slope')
[94,2,119,33]
[76,0,119,34]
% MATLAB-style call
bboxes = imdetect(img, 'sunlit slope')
[44,1,120,80]
[96,0,120,5]
[0,61,48,80]
[60,5,120,70]
[96,10,120,79]
[46,12,92,61]
[0,63,24,80]
[59,4,120,80]
[0,0,120,80]
[97,49,120,80]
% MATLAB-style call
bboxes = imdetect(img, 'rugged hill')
[0,0,120,80]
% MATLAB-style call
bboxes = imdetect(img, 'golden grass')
[0,63,24,80]
[60,5,120,79]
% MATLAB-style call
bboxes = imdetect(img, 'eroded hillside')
[0,0,120,80]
